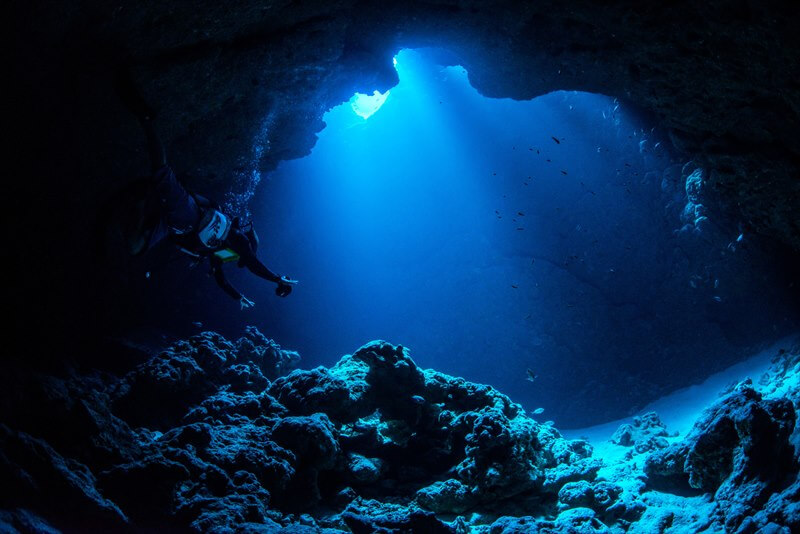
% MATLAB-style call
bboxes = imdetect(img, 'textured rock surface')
[611,412,675,455]
[644,380,799,531]
[1,330,798,532]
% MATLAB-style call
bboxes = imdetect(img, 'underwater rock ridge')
[0,330,798,532]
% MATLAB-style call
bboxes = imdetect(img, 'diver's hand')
[275,276,297,298]
[239,296,255,310]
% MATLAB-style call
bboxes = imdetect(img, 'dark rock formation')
[0,331,603,531]
[645,382,798,531]
[2,329,797,532]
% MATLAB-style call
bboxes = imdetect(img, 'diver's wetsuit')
[125,109,289,302]
[208,224,282,301]
[148,164,282,301]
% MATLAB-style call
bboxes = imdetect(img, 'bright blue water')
[214,48,794,427]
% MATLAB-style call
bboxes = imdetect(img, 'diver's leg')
[140,116,166,174]
[151,166,200,235]
[114,65,164,172]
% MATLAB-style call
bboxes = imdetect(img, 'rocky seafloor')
[1,328,798,533]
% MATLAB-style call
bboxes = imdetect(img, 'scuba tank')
[234,217,259,267]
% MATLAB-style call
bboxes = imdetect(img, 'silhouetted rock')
[0,425,128,529]
[645,383,797,531]
[0,330,797,531]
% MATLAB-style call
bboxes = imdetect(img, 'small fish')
[145,272,151,279]
[526,368,538,382]
[512,284,519,289]
[532,407,545,415]
[736,233,744,242]
[544,420,555,426]
[561,170,568,175]
[192,321,203,328]
[624,163,631,167]
[546,159,551,162]
[518,211,525,216]
[551,136,561,144]
[531,258,535,264]
[713,296,722,302]
[525,314,532,319]
[516,227,524,231]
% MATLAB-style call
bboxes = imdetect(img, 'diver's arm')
[141,116,167,173]
[242,256,282,284]
[227,229,295,296]
[210,256,243,301]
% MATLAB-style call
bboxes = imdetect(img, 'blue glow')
[350,90,390,119]
[243,48,788,428]
[257,48,640,414]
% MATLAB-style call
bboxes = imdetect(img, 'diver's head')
[235,218,258,252]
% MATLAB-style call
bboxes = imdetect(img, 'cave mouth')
[219,47,796,429]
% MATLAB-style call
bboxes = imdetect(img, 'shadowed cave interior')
[4,2,800,532]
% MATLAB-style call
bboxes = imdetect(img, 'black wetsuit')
[148,165,281,301]
[130,112,287,301]
[208,227,282,301]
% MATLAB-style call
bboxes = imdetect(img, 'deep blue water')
[195,48,796,427]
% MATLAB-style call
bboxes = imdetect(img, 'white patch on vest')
[198,210,231,249]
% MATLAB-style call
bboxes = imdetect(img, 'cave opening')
[214,48,796,429]
[7,4,800,530]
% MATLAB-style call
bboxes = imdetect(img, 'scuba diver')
[115,72,296,309]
